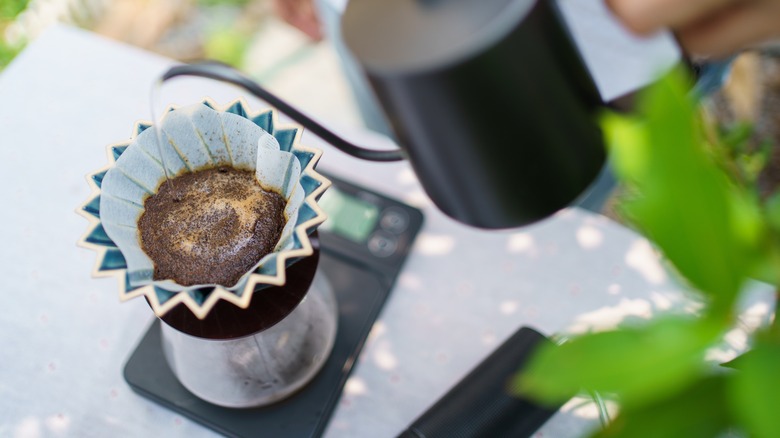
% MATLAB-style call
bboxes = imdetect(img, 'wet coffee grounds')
[138,167,286,287]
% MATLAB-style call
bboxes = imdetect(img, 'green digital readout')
[318,188,380,242]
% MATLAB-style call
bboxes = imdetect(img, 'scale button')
[380,208,409,234]
[368,232,398,257]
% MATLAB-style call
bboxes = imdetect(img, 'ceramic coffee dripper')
[78,99,334,407]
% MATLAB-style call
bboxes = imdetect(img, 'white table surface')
[1,25,769,438]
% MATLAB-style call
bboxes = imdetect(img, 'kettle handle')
[160,62,406,162]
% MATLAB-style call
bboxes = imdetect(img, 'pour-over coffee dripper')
[78,97,334,408]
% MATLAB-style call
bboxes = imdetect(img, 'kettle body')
[343,0,605,229]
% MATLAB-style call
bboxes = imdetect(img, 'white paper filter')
[99,103,305,294]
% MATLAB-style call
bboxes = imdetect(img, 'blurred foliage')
[517,68,780,437]
[197,0,259,68]
[203,24,251,67]
[0,0,260,70]
[594,376,733,438]
[0,0,29,69]
[711,123,773,189]
[1,0,29,20]
[519,318,720,409]
[605,71,764,312]
[0,39,23,68]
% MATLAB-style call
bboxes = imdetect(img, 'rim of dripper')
[77,98,331,319]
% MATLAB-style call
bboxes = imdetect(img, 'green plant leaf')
[604,69,757,310]
[204,26,251,68]
[594,376,732,438]
[0,0,28,21]
[720,350,753,370]
[766,192,780,231]
[601,112,649,185]
[515,318,718,407]
[728,344,780,438]
[750,254,780,286]
[719,122,753,155]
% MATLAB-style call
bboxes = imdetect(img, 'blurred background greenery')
[0,0,29,67]
[0,0,364,128]
[0,0,267,69]
[2,0,777,150]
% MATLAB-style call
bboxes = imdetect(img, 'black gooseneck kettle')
[163,0,617,229]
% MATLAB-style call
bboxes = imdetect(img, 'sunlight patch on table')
[506,233,536,255]
[625,239,667,285]
[576,225,604,250]
[373,341,399,371]
[14,417,40,438]
[44,414,70,435]
[500,300,518,315]
[567,298,653,334]
[416,234,456,256]
[344,376,368,396]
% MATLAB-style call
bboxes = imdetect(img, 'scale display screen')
[318,187,380,243]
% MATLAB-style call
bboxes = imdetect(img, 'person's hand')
[272,0,323,41]
[607,0,780,57]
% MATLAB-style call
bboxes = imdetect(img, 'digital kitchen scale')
[124,173,424,437]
